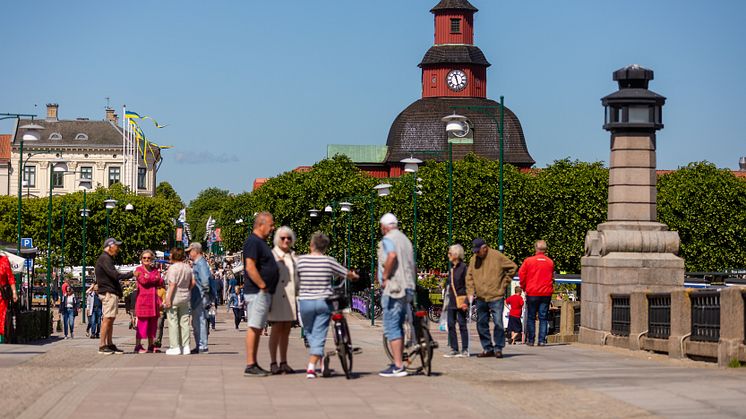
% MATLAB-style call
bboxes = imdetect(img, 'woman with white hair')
[268,226,298,374]
[444,244,469,357]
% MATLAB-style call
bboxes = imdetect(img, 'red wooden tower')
[420,0,489,98]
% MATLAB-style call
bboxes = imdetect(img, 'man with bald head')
[518,240,555,347]
[242,212,278,377]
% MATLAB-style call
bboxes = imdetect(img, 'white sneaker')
[165,347,181,355]
[182,346,191,355]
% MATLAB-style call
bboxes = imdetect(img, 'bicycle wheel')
[418,327,434,376]
[336,319,353,379]
[382,320,413,366]
[427,305,442,323]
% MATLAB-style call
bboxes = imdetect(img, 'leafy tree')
[657,162,746,271]
[186,188,230,245]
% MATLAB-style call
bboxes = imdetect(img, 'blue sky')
[1,0,744,202]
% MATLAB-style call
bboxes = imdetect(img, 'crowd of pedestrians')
[60,206,555,380]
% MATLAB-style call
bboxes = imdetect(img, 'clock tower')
[420,0,488,98]
[384,0,534,169]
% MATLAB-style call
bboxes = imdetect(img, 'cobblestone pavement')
[1,309,745,419]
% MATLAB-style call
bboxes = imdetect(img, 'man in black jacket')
[95,238,133,354]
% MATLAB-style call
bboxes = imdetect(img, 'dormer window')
[450,18,461,34]
[74,133,88,141]
[49,132,62,140]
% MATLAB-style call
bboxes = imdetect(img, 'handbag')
[450,269,467,309]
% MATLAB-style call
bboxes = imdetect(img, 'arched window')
[74,133,88,141]
[49,132,62,140]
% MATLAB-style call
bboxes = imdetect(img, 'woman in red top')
[0,254,18,342]
[133,250,164,353]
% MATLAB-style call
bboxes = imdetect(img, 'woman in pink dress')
[133,249,164,353]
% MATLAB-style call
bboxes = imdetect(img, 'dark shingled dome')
[430,0,478,13]
[385,98,535,167]
[419,45,491,68]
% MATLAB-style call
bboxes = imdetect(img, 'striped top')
[296,255,347,300]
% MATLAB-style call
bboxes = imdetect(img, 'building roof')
[327,144,389,164]
[0,134,11,163]
[385,97,535,167]
[431,0,478,13]
[13,118,160,161]
[14,118,124,148]
[419,45,490,68]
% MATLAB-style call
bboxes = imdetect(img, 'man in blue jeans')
[377,213,416,378]
[519,240,555,346]
[466,238,517,358]
[187,242,213,354]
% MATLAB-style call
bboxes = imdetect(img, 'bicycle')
[382,302,438,376]
[322,284,362,379]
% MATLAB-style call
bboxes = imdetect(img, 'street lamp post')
[46,159,67,310]
[371,183,391,325]
[60,199,66,291]
[449,96,506,251]
[104,199,117,238]
[78,179,92,323]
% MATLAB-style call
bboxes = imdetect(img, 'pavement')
[1,309,745,419]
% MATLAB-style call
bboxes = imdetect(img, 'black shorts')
[507,316,523,333]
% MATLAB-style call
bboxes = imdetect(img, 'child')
[228,285,244,330]
[505,286,524,345]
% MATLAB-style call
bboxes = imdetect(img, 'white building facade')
[7,104,161,198]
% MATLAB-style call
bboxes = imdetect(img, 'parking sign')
[21,238,33,248]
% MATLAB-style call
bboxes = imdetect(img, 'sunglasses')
[142,257,152,260]
[280,237,292,241]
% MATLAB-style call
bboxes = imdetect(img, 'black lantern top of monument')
[431,0,478,13]
[613,64,654,89]
[602,64,666,132]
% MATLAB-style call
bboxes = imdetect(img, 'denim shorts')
[244,291,271,330]
[382,290,412,341]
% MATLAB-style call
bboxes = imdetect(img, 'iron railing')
[611,295,631,336]
[647,294,671,339]
[690,290,720,342]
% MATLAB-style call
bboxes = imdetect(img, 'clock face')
[446,70,468,92]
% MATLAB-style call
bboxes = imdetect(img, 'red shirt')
[505,294,524,318]
[518,252,555,297]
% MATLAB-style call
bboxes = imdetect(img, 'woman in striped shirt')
[297,232,359,378]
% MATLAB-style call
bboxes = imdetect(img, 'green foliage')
[0,184,179,267]
[657,162,746,271]
[202,156,744,273]
[186,187,230,245]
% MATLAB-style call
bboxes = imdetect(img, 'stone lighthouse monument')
[579,65,685,344]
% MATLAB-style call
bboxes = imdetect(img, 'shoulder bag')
[450,269,467,309]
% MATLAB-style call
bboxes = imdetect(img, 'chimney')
[739,157,746,171]
[46,103,59,122]
[105,107,119,125]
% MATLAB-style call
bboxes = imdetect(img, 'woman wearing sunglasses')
[268,226,299,374]
[133,249,164,353]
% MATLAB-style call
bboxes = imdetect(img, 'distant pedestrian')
[59,286,79,339]
[133,250,164,354]
[95,238,134,355]
[85,284,102,339]
[186,242,212,354]
[518,240,555,346]
[228,285,245,330]
[505,286,524,345]
[466,238,517,359]
[268,226,299,375]
[297,232,359,379]
[443,244,469,358]
[243,212,279,378]
[163,248,195,355]
[377,213,416,378]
